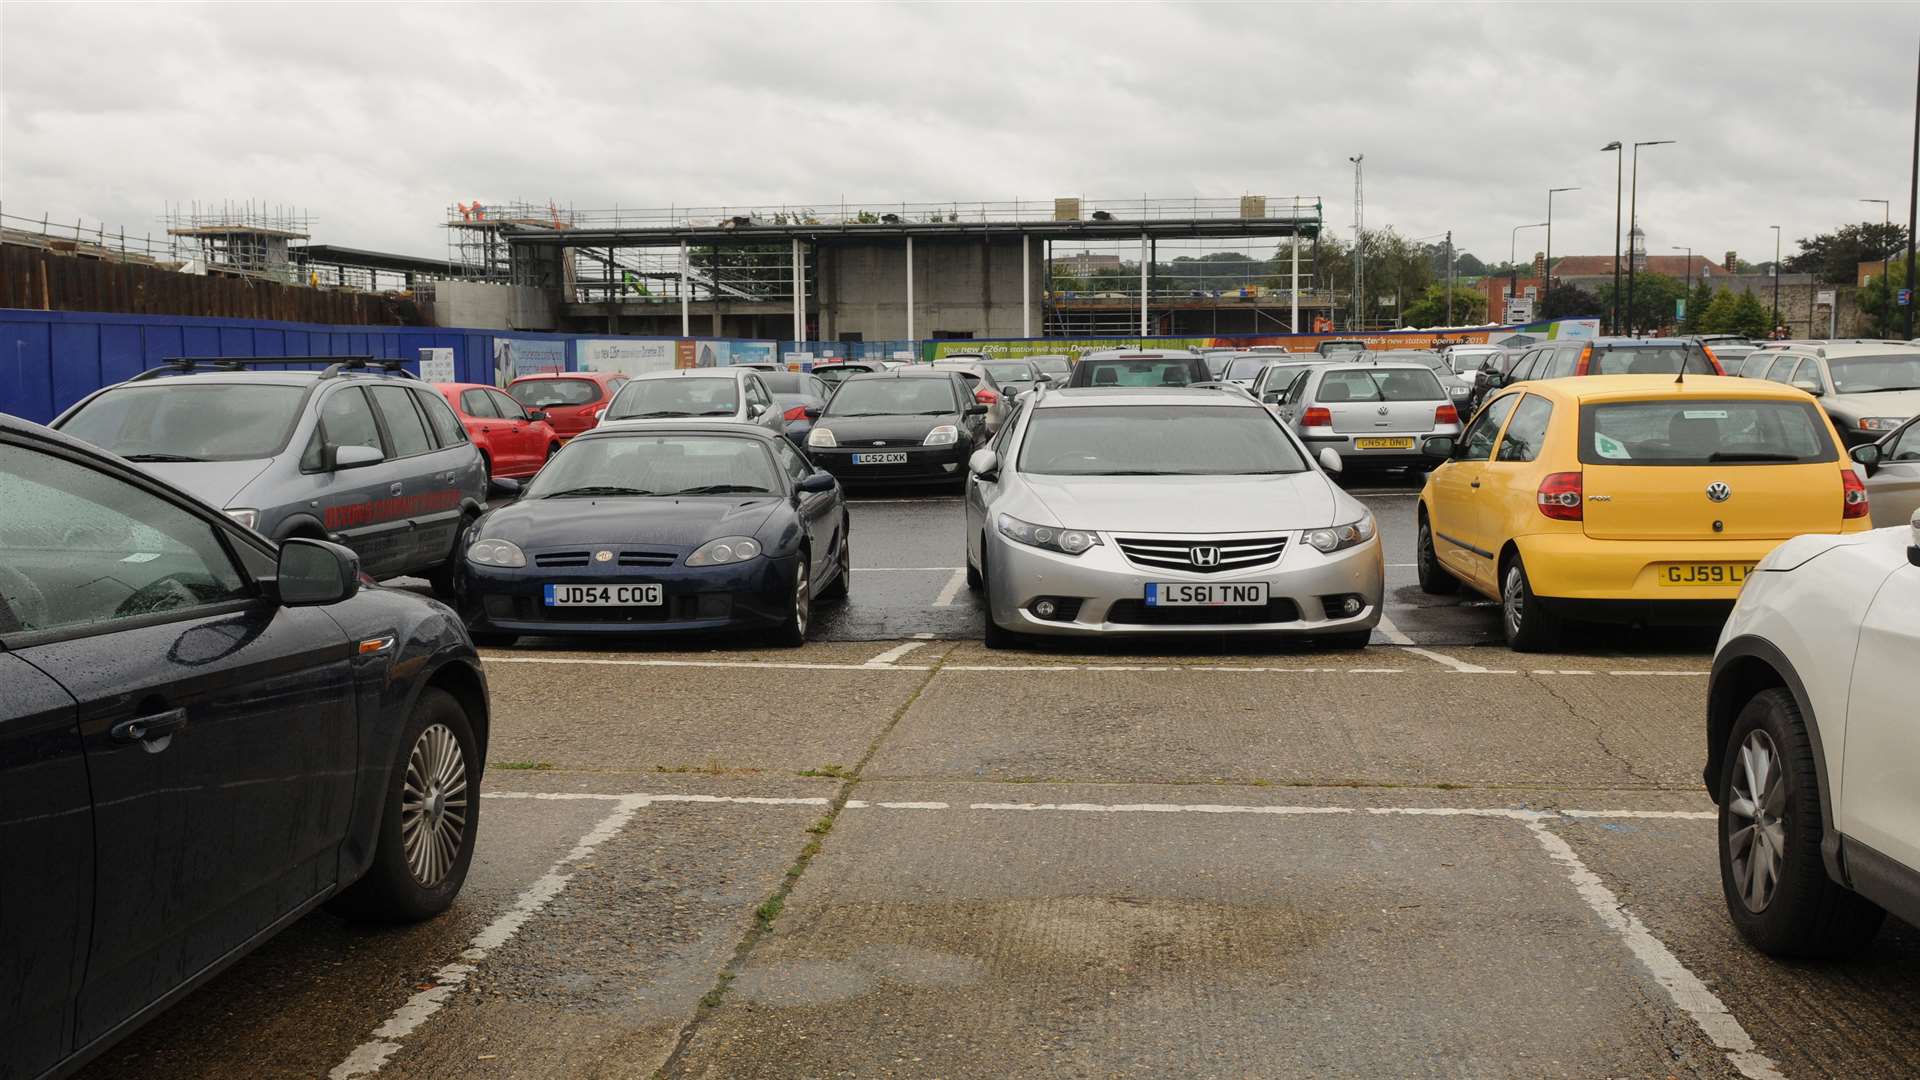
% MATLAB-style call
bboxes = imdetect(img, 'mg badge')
[1190,545,1221,568]
[1706,482,1732,503]
[595,549,614,563]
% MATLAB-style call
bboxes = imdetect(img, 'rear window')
[1077,359,1195,387]
[1315,368,1447,403]
[982,361,1036,385]
[509,378,600,408]
[1224,355,1271,381]
[605,378,740,420]
[1579,399,1836,466]
[1826,353,1920,395]
[1586,345,1716,376]
[758,373,811,394]
[59,383,307,462]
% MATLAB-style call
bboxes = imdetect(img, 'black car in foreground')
[0,413,488,1080]
[804,368,989,486]
[460,422,849,646]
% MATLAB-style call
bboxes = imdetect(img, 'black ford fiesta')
[459,423,849,646]
[804,368,990,487]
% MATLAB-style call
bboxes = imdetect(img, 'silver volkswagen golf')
[963,387,1384,648]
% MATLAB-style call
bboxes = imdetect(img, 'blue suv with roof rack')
[54,356,500,593]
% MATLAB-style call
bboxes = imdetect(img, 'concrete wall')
[422,280,558,331]
[818,235,1042,341]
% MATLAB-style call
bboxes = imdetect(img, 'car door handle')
[1470,480,1481,489]
[112,707,187,744]
[390,483,404,496]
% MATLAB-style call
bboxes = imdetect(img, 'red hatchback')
[506,371,629,443]
[433,382,561,480]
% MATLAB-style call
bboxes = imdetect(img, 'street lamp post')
[1545,187,1578,320]
[1511,221,1547,321]
[1626,139,1675,336]
[1603,142,1623,333]
[1771,224,1782,331]
[1671,246,1692,329]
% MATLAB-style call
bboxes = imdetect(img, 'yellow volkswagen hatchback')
[1416,375,1871,650]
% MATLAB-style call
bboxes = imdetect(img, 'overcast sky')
[3,2,1914,270]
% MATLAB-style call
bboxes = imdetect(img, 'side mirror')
[331,444,385,471]
[1792,380,1824,397]
[796,470,837,494]
[966,403,989,417]
[273,538,360,606]
[1036,373,1054,384]
[489,476,522,498]
[968,448,1000,480]
[803,406,822,420]
[1317,447,1344,474]
[1261,390,1283,404]
[1422,436,1457,460]
[526,410,549,423]
[747,403,766,417]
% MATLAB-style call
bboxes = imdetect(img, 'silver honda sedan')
[963,387,1383,648]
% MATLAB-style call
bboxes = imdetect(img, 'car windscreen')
[1029,357,1072,377]
[58,383,307,462]
[1224,355,1272,381]
[1449,350,1496,374]
[1018,405,1308,476]
[1319,342,1365,355]
[1078,359,1195,387]
[509,378,599,408]
[1386,353,1450,375]
[1579,399,1836,466]
[524,434,780,498]
[1315,368,1447,403]
[982,362,1035,386]
[1586,345,1716,376]
[814,366,870,384]
[824,378,959,416]
[1826,354,1920,394]
[758,373,812,394]
[605,378,740,420]
[1205,354,1233,378]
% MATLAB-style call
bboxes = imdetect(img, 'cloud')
[3,1,1912,268]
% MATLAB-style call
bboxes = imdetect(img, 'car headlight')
[1304,514,1376,554]
[1860,417,1903,432]
[467,539,527,567]
[923,425,959,446]
[686,536,763,566]
[996,513,1102,555]
[225,508,259,530]
[807,426,837,448]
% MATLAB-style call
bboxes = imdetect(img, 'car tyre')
[965,556,982,592]
[1320,630,1373,650]
[820,523,851,605]
[1717,688,1884,958]
[328,688,479,923]
[772,553,811,648]
[1416,515,1461,595]
[1500,555,1562,652]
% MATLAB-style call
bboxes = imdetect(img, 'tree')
[1540,282,1602,320]
[1401,284,1487,327]
[1855,255,1912,337]
[1680,279,1714,333]
[1728,290,1772,338]
[1783,221,1912,285]
[1696,289,1742,334]
[1598,272,1688,334]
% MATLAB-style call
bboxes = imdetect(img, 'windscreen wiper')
[1707,452,1801,462]
[122,452,208,462]
[545,486,656,498]
[1852,386,1920,394]
[666,484,772,496]
[618,410,697,418]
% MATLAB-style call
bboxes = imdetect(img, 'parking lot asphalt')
[77,478,1920,1080]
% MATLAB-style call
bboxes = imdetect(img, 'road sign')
[1900,288,1913,307]
[1675,298,1686,319]
[1816,290,1836,307]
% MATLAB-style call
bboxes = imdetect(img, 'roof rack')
[125,356,417,383]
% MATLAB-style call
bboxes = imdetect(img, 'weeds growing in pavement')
[797,764,850,778]
[494,761,554,771]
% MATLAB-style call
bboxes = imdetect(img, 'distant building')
[1050,253,1122,276]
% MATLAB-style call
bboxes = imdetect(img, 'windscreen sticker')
[1682,410,1729,420]
[120,552,161,563]
[1593,432,1633,459]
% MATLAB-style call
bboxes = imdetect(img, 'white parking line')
[932,567,969,607]
[328,794,648,1079]
[482,654,1695,679]
[863,641,928,666]
[1376,613,1505,674]
[1528,822,1784,1080]
[853,566,966,571]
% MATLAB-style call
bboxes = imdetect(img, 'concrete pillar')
[710,308,722,337]
[1139,234,1149,337]
[905,236,915,343]
[679,240,690,337]
[1022,233,1031,338]
[1290,231,1300,334]
[792,238,803,344]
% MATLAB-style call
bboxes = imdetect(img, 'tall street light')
[1671,246,1693,328]
[1511,221,1547,320]
[1626,139,1675,336]
[1771,224,1783,330]
[1545,187,1579,320]
[1861,197,1891,285]
[1603,142,1623,332]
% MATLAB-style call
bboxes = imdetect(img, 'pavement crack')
[654,644,948,1078]
[1527,672,1658,788]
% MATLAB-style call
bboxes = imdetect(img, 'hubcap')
[794,561,810,635]
[1502,567,1525,638]
[401,722,468,887]
[1727,728,1788,913]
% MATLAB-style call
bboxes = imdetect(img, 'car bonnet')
[1017,470,1346,534]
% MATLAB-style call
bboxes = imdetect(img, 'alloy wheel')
[793,559,810,636]
[1502,566,1525,639]
[401,722,469,887]
[1727,728,1788,913]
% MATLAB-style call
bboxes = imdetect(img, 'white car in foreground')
[1706,510,1920,958]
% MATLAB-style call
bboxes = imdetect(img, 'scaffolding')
[444,200,575,282]
[163,201,313,282]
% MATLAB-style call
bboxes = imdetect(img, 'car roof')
[624,368,752,381]
[1033,387,1261,409]
[434,381,501,392]
[843,368,956,380]
[510,370,620,382]
[1785,341,1920,357]
[575,420,778,442]
[1079,350,1198,360]
[1320,361,1438,373]
[1508,374,1822,404]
